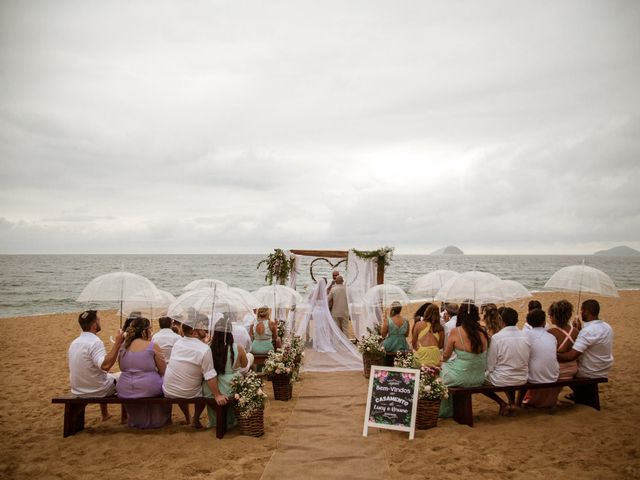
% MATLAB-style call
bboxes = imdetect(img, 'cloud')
[1,1,639,254]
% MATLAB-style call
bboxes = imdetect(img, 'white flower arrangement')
[393,350,418,369]
[263,333,305,383]
[418,366,449,401]
[357,327,385,356]
[230,371,268,418]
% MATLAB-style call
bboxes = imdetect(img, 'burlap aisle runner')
[259,371,391,480]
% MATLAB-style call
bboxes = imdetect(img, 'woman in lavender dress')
[116,317,171,428]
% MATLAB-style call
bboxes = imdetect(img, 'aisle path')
[259,371,391,480]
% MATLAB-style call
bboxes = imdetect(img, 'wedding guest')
[558,299,614,379]
[482,304,504,338]
[412,302,432,335]
[152,316,182,362]
[442,303,459,346]
[381,301,410,355]
[68,310,124,421]
[439,302,489,417]
[162,322,226,426]
[251,307,278,354]
[195,318,249,429]
[524,300,543,330]
[522,309,559,408]
[548,300,579,379]
[485,307,531,415]
[412,304,444,367]
[116,317,171,428]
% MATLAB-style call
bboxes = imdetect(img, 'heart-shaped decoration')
[310,257,347,283]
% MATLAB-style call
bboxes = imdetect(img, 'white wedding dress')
[295,278,363,372]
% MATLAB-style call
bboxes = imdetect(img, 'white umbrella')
[364,283,410,308]
[183,278,229,291]
[252,285,303,321]
[500,280,532,303]
[119,289,176,319]
[544,264,618,303]
[410,270,459,298]
[77,271,161,327]
[435,271,509,306]
[167,287,250,330]
[228,287,261,310]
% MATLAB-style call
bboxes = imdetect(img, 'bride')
[310,278,337,353]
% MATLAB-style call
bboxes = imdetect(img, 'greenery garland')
[351,246,395,267]
[257,249,295,285]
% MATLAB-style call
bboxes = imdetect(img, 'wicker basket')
[272,373,293,401]
[363,353,385,379]
[416,399,440,429]
[235,406,265,437]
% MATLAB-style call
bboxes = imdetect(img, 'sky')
[1,0,639,255]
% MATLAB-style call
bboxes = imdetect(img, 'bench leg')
[452,393,474,427]
[63,403,86,437]
[572,384,601,411]
[121,404,128,424]
[216,404,228,439]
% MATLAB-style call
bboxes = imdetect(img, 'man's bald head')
[336,275,344,285]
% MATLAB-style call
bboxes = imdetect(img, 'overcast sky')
[1,1,639,255]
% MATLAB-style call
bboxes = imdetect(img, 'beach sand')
[0,291,638,479]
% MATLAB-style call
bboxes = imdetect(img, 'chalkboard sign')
[362,366,420,439]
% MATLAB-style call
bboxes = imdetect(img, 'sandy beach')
[0,291,638,480]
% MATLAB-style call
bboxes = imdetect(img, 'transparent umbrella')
[544,263,618,308]
[251,285,303,321]
[410,270,459,298]
[364,283,411,324]
[183,278,229,291]
[167,287,251,332]
[119,289,176,319]
[77,271,161,327]
[435,271,509,306]
[500,280,532,303]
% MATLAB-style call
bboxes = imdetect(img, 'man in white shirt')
[152,316,182,362]
[442,303,459,345]
[232,323,254,373]
[558,299,614,379]
[68,310,124,420]
[162,322,226,426]
[484,307,531,415]
[525,309,559,383]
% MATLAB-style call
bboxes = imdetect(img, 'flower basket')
[362,352,385,379]
[235,406,265,437]
[271,373,293,401]
[415,399,440,429]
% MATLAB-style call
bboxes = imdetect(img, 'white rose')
[425,385,432,392]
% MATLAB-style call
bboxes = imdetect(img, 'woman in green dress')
[439,301,489,417]
[381,301,410,354]
[251,307,278,354]
[199,318,248,429]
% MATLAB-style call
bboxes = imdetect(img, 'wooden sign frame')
[362,365,421,440]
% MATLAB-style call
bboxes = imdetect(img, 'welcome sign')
[363,366,420,439]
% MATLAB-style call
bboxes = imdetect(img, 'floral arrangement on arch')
[393,350,419,369]
[263,333,305,383]
[418,366,449,401]
[257,249,295,285]
[276,319,287,339]
[230,371,268,418]
[357,326,385,356]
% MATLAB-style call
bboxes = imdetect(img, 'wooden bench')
[253,353,268,369]
[52,395,233,438]
[448,377,608,427]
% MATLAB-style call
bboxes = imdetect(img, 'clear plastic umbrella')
[228,287,261,310]
[364,283,411,325]
[251,285,303,321]
[118,289,176,319]
[410,270,459,298]
[500,280,532,303]
[544,264,618,307]
[77,271,162,327]
[183,278,229,291]
[167,287,251,332]
[435,271,508,306]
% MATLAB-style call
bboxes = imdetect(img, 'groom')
[328,275,350,337]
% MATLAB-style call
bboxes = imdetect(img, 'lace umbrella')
[77,271,162,327]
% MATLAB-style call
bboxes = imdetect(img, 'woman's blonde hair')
[123,317,151,350]
[257,307,270,319]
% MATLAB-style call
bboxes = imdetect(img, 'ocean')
[1,254,639,318]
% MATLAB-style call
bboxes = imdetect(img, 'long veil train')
[295,278,363,372]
